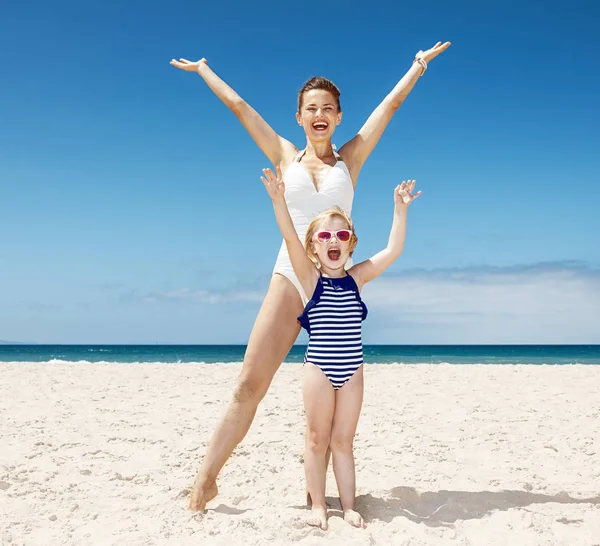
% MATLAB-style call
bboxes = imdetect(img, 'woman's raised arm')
[338,42,450,182]
[171,58,296,166]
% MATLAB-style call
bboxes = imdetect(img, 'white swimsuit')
[273,149,354,304]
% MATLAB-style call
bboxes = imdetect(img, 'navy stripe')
[307,344,363,350]
[307,348,363,355]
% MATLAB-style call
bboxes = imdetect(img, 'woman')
[170,41,450,512]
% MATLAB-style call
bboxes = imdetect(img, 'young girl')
[261,166,421,530]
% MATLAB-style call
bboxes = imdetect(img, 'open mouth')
[312,121,329,131]
[327,248,341,261]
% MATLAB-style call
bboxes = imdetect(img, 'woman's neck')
[304,139,335,160]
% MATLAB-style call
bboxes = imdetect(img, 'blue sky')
[1,0,599,344]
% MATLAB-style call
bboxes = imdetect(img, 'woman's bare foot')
[188,479,218,512]
[306,505,328,530]
[344,509,366,528]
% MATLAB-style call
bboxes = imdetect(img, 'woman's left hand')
[417,41,451,63]
[395,180,421,207]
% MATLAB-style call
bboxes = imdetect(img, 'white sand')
[1,362,599,546]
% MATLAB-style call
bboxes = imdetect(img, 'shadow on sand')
[350,486,600,527]
[210,504,250,515]
[290,487,599,527]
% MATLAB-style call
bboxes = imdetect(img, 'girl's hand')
[170,58,208,72]
[261,167,286,202]
[416,41,451,63]
[395,180,421,207]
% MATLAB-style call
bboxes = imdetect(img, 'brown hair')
[305,206,357,267]
[298,76,341,113]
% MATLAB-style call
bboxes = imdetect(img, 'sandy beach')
[1,361,599,545]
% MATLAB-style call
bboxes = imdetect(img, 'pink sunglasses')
[314,229,353,243]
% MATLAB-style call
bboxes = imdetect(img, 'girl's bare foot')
[344,508,366,528]
[188,479,218,512]
[306,505,328,530]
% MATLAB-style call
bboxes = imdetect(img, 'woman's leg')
[188,274,303,511]
[303,363,335,530]
[330,366,367,528]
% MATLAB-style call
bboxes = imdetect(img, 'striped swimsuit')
[297,274,368,389]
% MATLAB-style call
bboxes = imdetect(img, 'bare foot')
[344,509,366,528]
[188,479,218,512]
[306,506,328,530]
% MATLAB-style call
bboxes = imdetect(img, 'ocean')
[0,345,598,365]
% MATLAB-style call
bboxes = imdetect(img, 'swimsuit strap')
[345,273,359,292]
[333,150,344,162]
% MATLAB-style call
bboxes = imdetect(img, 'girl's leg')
[330,366,367,528]
[188,275,303,511]
[303,363,335,530]
[306,449,331,507]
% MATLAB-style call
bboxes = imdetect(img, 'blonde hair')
[305,206,358,267]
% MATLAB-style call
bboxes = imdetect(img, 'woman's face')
[296,89,342,142]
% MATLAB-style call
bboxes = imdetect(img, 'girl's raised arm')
[261,167,318,296]
[351,181,421,287]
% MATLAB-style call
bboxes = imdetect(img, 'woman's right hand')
[261,167,286,202]
[170,58,207,72]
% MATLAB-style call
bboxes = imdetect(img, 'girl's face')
[296,90,342,142]
[311,216,353,272]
